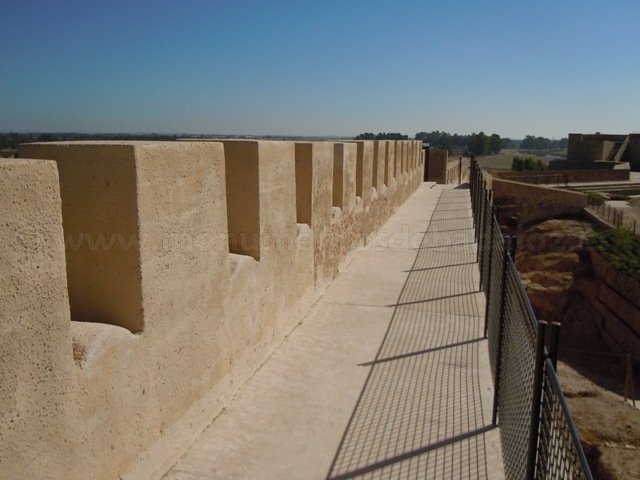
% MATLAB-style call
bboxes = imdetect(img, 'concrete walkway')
[163,183,505,480]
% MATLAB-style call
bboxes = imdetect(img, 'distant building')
[567,133,640,170]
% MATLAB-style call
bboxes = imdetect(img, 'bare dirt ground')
[559,363,640,480]
[504,219,640,479]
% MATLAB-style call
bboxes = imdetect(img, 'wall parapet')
[489,176,588,226]
[493,167,630,184]
[1,139,424,480]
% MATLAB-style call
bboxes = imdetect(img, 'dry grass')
[476,149,555,171]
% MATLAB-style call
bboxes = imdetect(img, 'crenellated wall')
[1,139,424,480]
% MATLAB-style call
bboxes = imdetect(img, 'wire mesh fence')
[485,216,505,378]
[498,262,538,479]
[470,160,593,480]
[537,358,592,479]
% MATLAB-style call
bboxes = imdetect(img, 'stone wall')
[567,133,627,161]
[425,148,448,183]
[1,139,424,480]
[591,251,640,361]
[490,176,588,226]
[567,132,640,170]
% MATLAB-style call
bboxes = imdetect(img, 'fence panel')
[468,160,592,480]
[536,359,591,479]
[497,262,538,479]
[486,218,505,378]
[480,196,493,293]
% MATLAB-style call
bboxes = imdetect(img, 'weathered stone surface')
[590,251,640,356]
[0,159,77,480]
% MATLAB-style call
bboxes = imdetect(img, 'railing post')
[492,236,512,425]
[526,320,548,480]
[549,322,561,371]
[476,177,482,248]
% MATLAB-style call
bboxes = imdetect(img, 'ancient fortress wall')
[1,139,424,480]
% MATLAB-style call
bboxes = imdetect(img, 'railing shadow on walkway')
[325,166,595,480]
[325,187,499,480]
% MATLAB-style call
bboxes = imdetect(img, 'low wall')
[445,158,470,185]
[491,177,588,226]
[494,168,630,184]
[1,139,424,480]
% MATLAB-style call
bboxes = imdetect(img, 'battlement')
[0,139,424,480]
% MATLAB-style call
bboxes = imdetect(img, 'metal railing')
[586,194,639,232]
[495,171,569,186]
[470,160,593,480]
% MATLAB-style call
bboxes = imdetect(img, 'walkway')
[163,183,505,480]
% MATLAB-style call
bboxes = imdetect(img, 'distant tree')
[556,137,568,149]
[354,132,408,140]
[413,130,565,153]
[354,132,376,140]
[415,130,458,153]
[467,131,501,155]
[512,157,524,171]
[512,156,547,171]
[501,137,515,150]
[489,134,501,155]
[415,130,502,155]
[377,132,408,140]
[520,135,568,150]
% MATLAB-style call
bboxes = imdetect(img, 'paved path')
[163,183,505,480]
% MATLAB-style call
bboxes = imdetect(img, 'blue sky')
[2,0,639,139]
